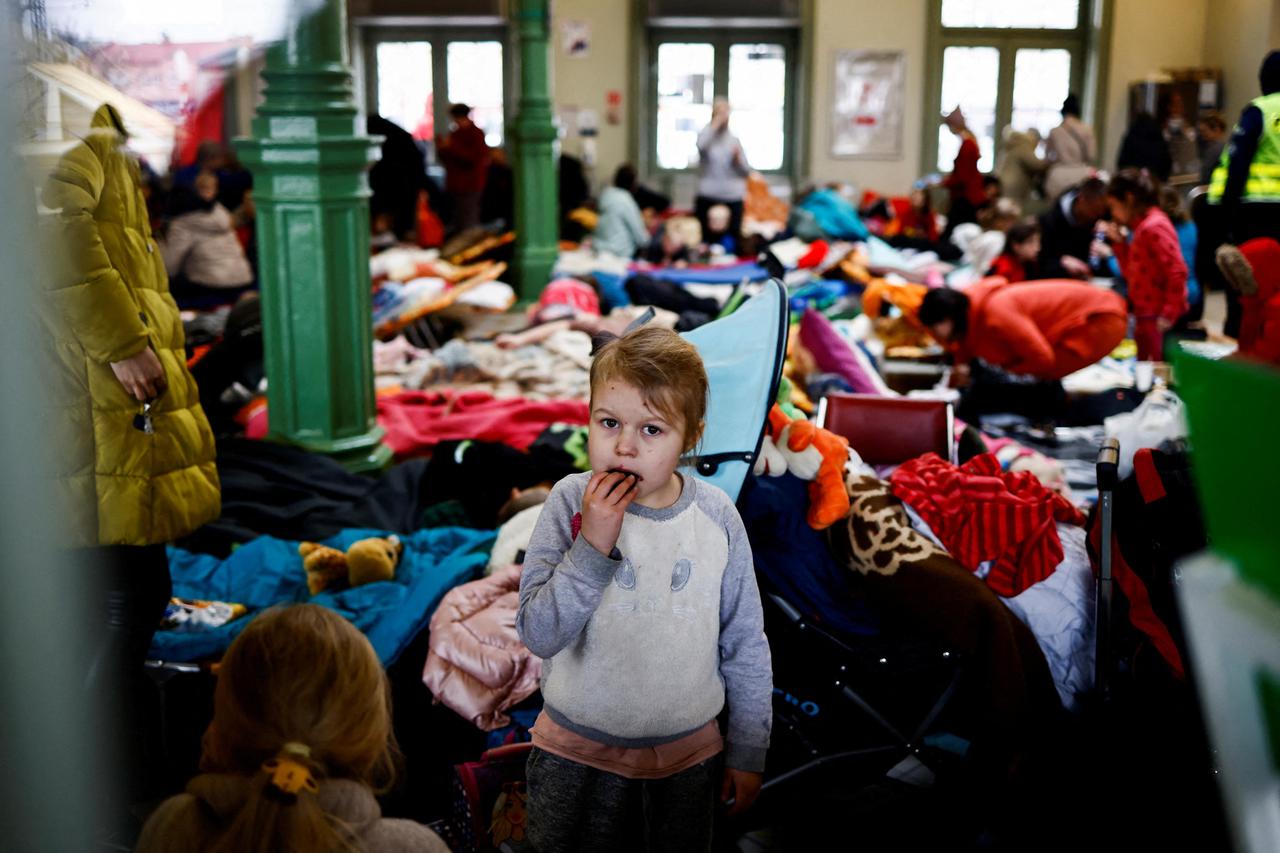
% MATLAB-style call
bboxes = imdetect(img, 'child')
[1158,185,1203,321]
[516,325,772,852]
[1104,169,1189,360]
[136,605,448,853]
[988,219,1042,283]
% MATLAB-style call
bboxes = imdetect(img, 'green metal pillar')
[511,0,559,301]
[234,0,391,472]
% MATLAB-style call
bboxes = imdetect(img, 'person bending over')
[920,280,1127,381]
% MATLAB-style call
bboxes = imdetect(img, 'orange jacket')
[960,279,1128,379]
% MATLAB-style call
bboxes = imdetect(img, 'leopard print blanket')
[828,471,945,576]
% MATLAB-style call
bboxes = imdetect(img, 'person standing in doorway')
[438,103,492,232]
[695,97,750,250]
[1044,93,1097,201]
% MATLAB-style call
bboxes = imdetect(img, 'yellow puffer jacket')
[42,104,220,546]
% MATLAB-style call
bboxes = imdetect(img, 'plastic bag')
[1104,387,1188,479]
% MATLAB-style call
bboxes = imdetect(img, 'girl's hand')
[579,470,638,556]
[1156,316,1174,334]
[721,768,763,817]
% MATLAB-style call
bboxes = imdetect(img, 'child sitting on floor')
[516,325,772,851]
[136,604,448,853]
[988,219,1042,283]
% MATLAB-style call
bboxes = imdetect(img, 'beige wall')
[550,0,632,193]
[1102,0,1208,164]
[807,0,928,193]
[1202,0,1279,123]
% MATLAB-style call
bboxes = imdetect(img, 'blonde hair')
[589,325,708,454]
[200,604,398,853]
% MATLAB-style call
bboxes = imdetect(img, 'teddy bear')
[298,536,403,595]
[754,404,851,530]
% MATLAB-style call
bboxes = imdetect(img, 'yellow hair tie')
[263,743,318,795]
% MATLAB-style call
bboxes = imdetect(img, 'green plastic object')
[1173,350,1280,602]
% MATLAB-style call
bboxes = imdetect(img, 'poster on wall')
[561,20,590,58]
[831,50,905,159]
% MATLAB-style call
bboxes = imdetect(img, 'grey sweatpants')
[526,747,720,853]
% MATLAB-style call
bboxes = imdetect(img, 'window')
[446,41,504,148]
[655,43,715,170]
[928,0,1094,174]
[647,30,797,176]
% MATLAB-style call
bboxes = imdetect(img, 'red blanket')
[377,390,590,457]
[889,453,1085,597]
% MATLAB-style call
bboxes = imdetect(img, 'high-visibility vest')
[1208,92,1280,203]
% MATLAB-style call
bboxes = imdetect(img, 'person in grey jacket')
[695,98,751,248]
[517,326,772,852]
[162,170,254,301]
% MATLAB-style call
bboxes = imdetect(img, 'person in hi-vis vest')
[1209,50,1280,337]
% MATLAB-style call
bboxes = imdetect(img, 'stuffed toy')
[753,404,851,529]
[298,536,403,595]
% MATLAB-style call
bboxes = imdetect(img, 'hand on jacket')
[111,347,167,401]
[721,768,762,817]
[579,470,638,555]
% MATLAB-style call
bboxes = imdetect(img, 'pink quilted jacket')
[422,564,541,730]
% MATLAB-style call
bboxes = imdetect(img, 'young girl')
[136,605,448,853]
[988,219,1042,283]
[1157,184,1203,322]
[517,325,772,852]
[1105,170,1189,360]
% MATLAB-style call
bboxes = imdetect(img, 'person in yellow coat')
[41,103,221,831]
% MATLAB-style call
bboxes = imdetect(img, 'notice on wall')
[831,50,906,160]
[561,20,590,59]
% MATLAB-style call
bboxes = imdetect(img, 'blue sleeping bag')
[152,526,494,664]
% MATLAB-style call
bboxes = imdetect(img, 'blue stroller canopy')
[679,279,789,502]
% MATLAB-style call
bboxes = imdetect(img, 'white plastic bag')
[1104,388,1189,479]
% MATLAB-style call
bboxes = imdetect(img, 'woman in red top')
[942,107,987,239]
[1104,170,1188,360]
[988,219,1042,283]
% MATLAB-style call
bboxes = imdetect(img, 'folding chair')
[815,392,956,465]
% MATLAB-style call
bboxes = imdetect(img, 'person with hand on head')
[136,604,449,853]
[1104,169,1188,360]
[941,107,987,240]
[516,325,772,852]
[695,97,750,248]
[41,102,220,837]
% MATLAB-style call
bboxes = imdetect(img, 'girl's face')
[1014,233,1041,263]
[588,379,688,509]
[1108,195,1134,227]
